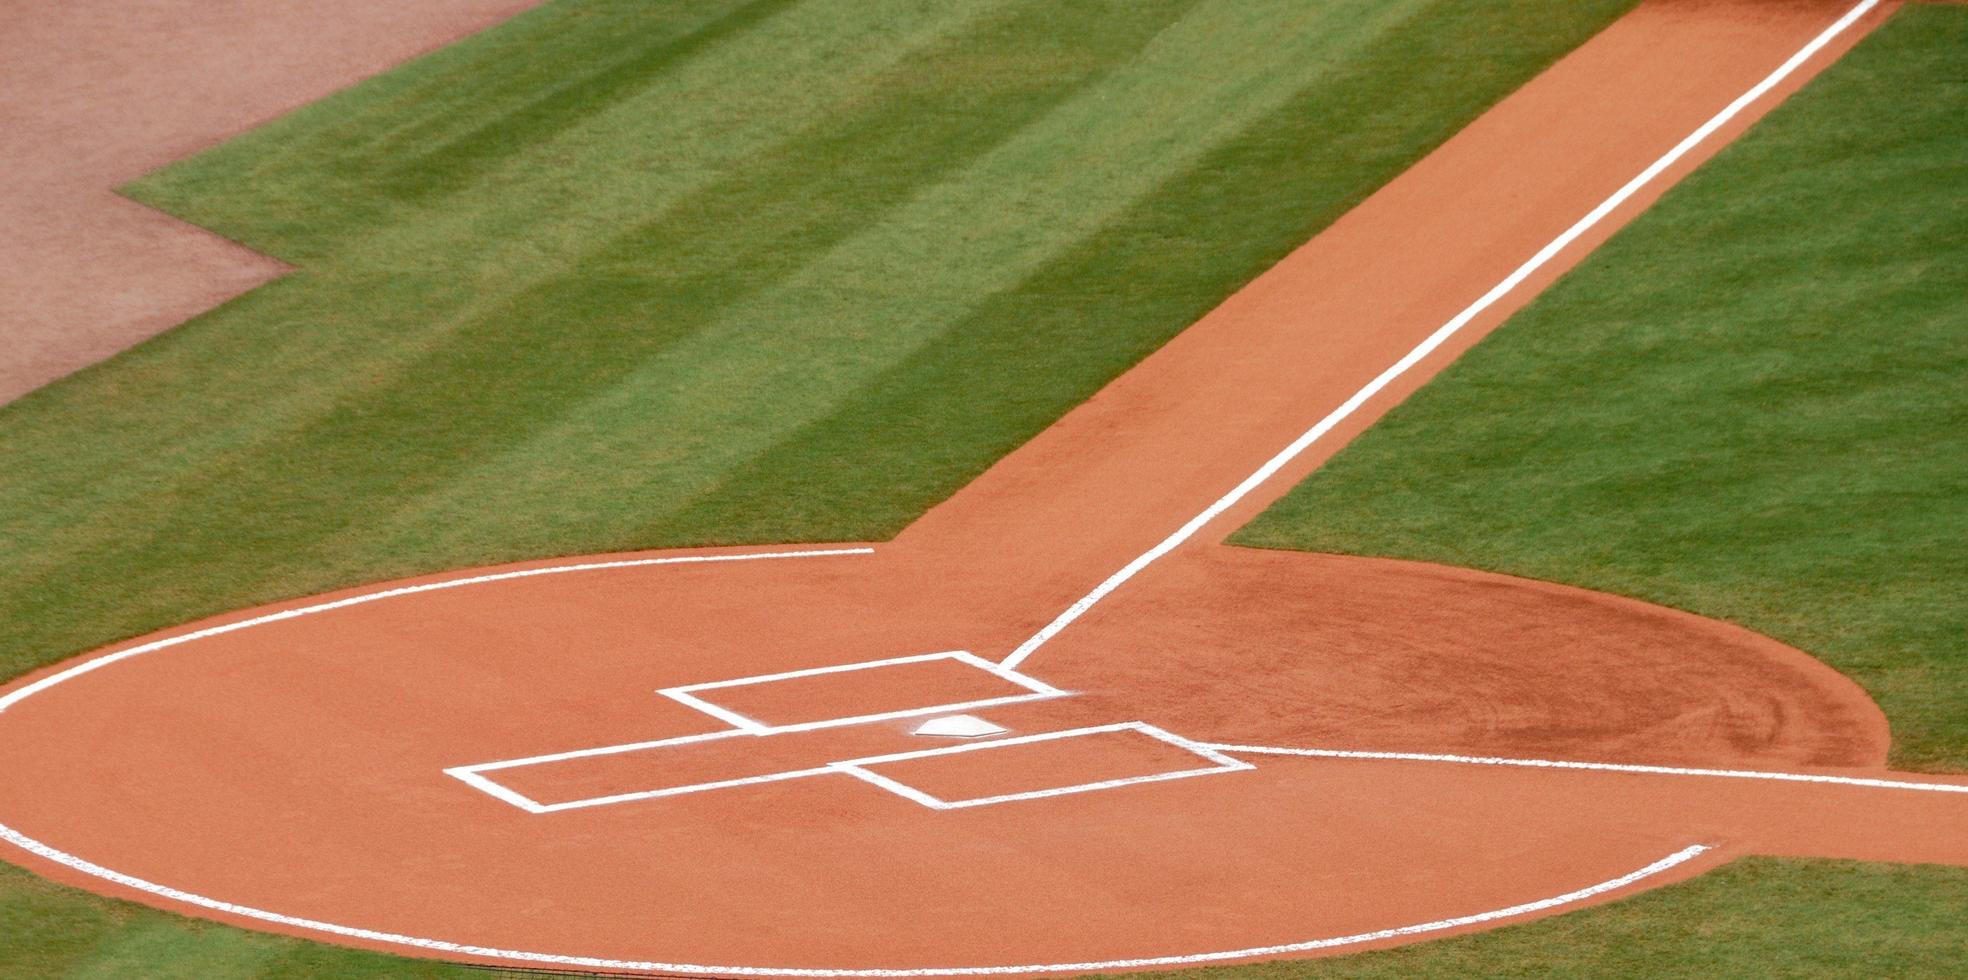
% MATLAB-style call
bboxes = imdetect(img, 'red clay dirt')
[0,0,542,406]
[1,0,1963,976]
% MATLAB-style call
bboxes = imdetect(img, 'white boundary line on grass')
[0,817,1709,976]
[0,546,874,715]
[1201,743,1968,795]
[999,0,1882,672]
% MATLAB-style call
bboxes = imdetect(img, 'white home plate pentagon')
[914,714,1008,738]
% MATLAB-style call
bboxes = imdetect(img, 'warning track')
[1,1,1962,975]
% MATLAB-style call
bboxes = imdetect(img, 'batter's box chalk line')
[834,722,1254,809]
[446,652,1248,812]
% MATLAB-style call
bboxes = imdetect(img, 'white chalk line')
[998,0,1881,672]
[1202,743,1968,795]
[834,721,1254,809]
[654,649,1067,736]
[667,691,1064,742]
[533,768,839,814]
[661,687,778,734]
[666,650,1062,695]
[0,816,1710,975]
[455,720,1245,814]
[446,650,1075,811]
[0,546,874,715]
[454,688,1060,774]
[445,769,554,813]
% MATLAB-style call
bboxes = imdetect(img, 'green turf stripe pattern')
[4,850,1964,977]
[67,0,1210,573]
[15,0,1000,521]
[1234,6,1968,771]
[0,0,1634,671]
[664,0,1661,546]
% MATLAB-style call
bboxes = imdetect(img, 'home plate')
[912,714,1007,738]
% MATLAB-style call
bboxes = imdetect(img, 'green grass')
[1144,858,1968,979]
[0,858,510,979]
[2,0,1962,975]
[0,0,1639,683]
[0,862,568,980]
[1238,5,1968,772]
[6,856,1964,978]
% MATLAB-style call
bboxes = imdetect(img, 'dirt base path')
[0,0,541,405]
[2,1,1962,976]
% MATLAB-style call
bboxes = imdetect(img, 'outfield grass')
[0,0,1638,683]
[2,0,1962,975]
[1160,858,1968,979]
[6,856,1963,979]
[0,858,504,980]
[1238,5,1968,772]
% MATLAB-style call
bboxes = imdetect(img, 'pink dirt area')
[1057,549,1889,771]
[0,0,542,405]
[1,0,1961,977]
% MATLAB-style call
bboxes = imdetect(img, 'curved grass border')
[1237,4,1968,773]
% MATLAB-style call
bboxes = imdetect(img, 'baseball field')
[0,0,1962,976]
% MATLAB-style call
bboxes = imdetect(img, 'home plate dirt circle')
[0,548,1766,975]
[0,543,1960,976]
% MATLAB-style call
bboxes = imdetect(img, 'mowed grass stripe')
[372,0,805,202]
[348,0,1443,561]
[120,0,772,257]
[669,0,1663,545]
[1137,858,1968,979]
[0,0,1642,678]
[131,0,945,259]
[1235,7,1968,770]
[0,0,1196,641]
[8,0,993,516]
[0,0,1207,644]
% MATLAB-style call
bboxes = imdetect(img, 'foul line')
[0,817,1708,975]
[0,546,873,715]
[1203,743,1968,794]
[998,0,1880,671]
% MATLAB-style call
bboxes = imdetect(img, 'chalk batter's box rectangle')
[837,722,1253,809]
[660,650,1063,733]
